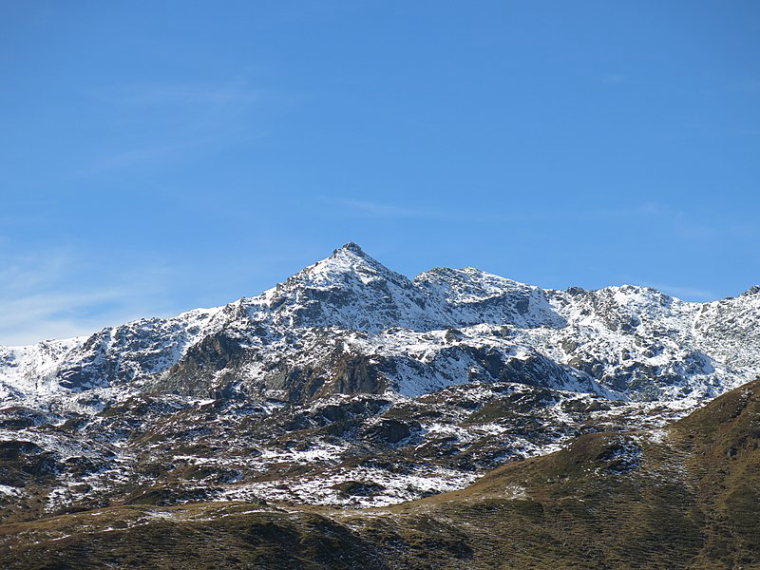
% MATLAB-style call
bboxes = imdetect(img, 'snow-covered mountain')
[2,242,758,405]
[0,243,758,516]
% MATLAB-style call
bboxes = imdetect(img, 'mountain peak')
[336,242,366,256]
[287,243,404,290]
[742,285,760,297]
[323,242,384,271]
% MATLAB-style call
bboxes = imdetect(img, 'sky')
[1,1,759,345]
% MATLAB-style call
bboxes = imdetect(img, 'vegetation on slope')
[2,379,760,569]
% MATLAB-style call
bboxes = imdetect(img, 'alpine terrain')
[1,243,759,568]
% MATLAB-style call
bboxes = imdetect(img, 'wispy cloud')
[109,82,262,107]
[600,73,626,85]
[0,249,176,346]
[78,76,266,176]
[639,282,715,302]
[730,78,760,93]
[327,198,461,221]
[659,204,757,242]
[325,197,756,253]
[729,128,760,136]
[323,197,667,224]
[78,131,262,176]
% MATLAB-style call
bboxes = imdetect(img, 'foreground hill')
[1,378,759,569]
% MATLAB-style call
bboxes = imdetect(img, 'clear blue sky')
[1,1,759,344]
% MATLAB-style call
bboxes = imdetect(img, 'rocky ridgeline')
[2,242,758,404]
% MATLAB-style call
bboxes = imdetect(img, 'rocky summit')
[0,244,759,568]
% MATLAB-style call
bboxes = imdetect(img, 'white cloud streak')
[109,82,262,107]
[78,77,265,176]
[639,282,715,302]
[0,249,176,346]
[326,197,755,246]
[324,197,667,224]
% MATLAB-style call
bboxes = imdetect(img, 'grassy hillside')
[2,379,760,569]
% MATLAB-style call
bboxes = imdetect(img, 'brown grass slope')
[2,379,760,569]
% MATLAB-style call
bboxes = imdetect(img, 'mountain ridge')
[2,243,758,404]
[0,243,759,518]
